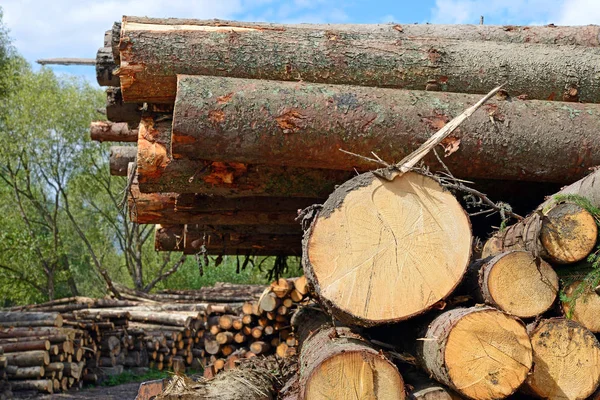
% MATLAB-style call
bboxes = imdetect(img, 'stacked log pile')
[0,281,309,395]
[83,18,600,399]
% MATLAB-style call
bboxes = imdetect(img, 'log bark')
[1,340,51,353]
[171,75,600,184]
[106,87,141,125]
[0,312,63,328]
[96,46,120,87]
[5,350,50,367]
[109,146,136,176]
[129,181,316,225]
[292,307,405,400]
[118,17,600,104]
[522,318,600,399]
[10,379,53,393]
[136,117,353,196]
[462,251,559,318]
[6,365,45,379]
[90,121,138,142]
[304,171,472,326]
[127,310,195,327]
[483,202,597,264]
[417,306,532,400]
[562,281,600,333]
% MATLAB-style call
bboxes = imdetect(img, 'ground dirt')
[14,382,141,399]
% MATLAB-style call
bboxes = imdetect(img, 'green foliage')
[552,194,600,314]
[101,368,171,387]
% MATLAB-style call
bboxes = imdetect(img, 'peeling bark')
[172,75,600,183]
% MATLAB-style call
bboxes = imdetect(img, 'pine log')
[118,17,600,104]
[1,340,51,353]
[106,87,141,125]
[129,183,306,226]
[522,318,600,399]
[292,307,405,400]
[10,379,53,393]
[90,121,138,142]
[417,306,532,400]
[463,251,559,318]
[154,225,301,256]
[109,146,136,176]
[562,281,600,333]
[304,171,471,326]
[154,224,302,252]
[483,202,597,264]
[136,117,352,196]
[127,311,194,327]
[96,46,120,87]
[0,312,63,328]
[7,365,45,381]
[171,75,600,184]
[5,350,50,367]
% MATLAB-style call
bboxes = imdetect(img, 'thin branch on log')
[36,58,96,66]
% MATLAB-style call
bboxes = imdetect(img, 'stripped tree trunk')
[170,75,600,184]
[304,171,472,326]
[118,17,600,104]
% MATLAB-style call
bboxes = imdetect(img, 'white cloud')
[430,0,563,25]
[557,0,600,24]
[1,0,246,61]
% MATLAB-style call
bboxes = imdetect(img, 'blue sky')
[1,0,597,85]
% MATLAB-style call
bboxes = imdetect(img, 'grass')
[101,368,171,387]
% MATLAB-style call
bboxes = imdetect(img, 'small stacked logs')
[201,277,309,378]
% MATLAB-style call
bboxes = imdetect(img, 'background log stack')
[0,280,309,394]
[73,18,600,399]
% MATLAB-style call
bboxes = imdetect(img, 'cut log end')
[304,350,405,400]
[540,202,598,264]
[563,281,600,333]
[524,318,600,400]
[305,171,471,325]
[421,307,532,400]
[482,251,559,318]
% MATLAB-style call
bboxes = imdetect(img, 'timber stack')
[0,280,309,395]
[69,17,600,399]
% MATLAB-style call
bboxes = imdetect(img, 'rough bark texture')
[129,178,319,224]
[154,224,301,255]
[522,318,600,399]
[90,121,138,142]
[464,251,559,318]
[96,46,120,87]
[106,87,142,126]
[129,183,303,225]
[136,117,353,196]
[304,171,472,326]
[109,146,136,176]
[483,202,597,264]
[417,306,532,400]
[120,18,600,46]
[118,17,600,104]
[292,307,406,400]
[171,75,600,183]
